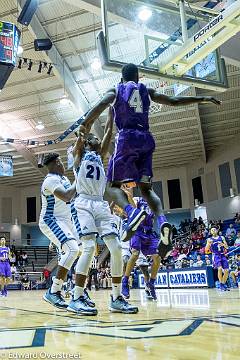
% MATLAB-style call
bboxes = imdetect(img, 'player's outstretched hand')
[206,97,222,105]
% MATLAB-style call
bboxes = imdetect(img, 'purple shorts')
[130,232,159,257]
[213,254,229,270]
[107,129,155,183]
[0,261,11,278]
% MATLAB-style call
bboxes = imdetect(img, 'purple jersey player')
[122,197,161,300]
[206,227,229,291]
[80,63,221,259]
[130,197,159,257]
[0,237,11,297]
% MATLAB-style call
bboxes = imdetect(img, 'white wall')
[0,186,21,223]
[0,223,21,245]
[0,184,41,244]
[205,196,240,221]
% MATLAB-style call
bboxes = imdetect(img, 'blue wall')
[165,211,191,227]
[21,225,49,246]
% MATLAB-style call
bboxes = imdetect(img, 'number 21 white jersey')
[74,150,106,197]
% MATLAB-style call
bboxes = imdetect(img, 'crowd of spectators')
[123,215,240,289]
[8,246,30,286]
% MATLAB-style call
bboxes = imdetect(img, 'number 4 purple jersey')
[113,82,150,131]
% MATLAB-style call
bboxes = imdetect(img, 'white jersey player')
[68,107,138,315]
[39,153,79,309]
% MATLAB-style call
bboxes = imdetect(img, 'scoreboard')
[0,21,21,66]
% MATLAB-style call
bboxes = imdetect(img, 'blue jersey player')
[81,63,221,260]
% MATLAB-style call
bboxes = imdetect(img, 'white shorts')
[74,196,118,239]
[136,252,149,267]
[122,240,131,258]
[39,218,79,249]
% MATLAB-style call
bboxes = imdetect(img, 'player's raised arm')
[82,88,116,133]
[53,182,76,203]
[100,106,114,160]
[73,129,86,170]
[148,88,222,107]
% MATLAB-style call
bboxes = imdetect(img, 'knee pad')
[59,240,79,270]
[105,236,123,277]
[75,239,96,276]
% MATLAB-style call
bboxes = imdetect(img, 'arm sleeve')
[43,177,62,195]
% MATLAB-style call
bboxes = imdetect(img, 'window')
[27,197,36,223]
[192,176,204,204]
[219,162,232,197]
[167,179,182,209]
[234,158,240,194]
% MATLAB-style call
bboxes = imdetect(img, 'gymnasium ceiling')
[0,0,240,187]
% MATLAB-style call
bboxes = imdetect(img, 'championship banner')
[168,269,208,288]
[67,145,74,170]
[0,155,13,176]
[139,272,168,288]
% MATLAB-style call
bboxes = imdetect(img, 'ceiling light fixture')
[36,121,44,130]
[60,94,70,106]
[138,8,152,21]
[230,188,235,198]
[28,59,33,71]
[38,62,43,73]
[91,57,101,71]
[47,64,53,75]
[18,59,22,69]
[17,45,23,56]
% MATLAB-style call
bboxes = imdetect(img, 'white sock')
[74,286,84,300]
[112,283,121,301]
[51,277,63,293]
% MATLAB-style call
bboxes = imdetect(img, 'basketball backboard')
[98,0,240,92]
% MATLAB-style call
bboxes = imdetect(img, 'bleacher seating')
[222,219,240,234]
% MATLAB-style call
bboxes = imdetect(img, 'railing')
[44,255,58,272]
[13,271,43,282]
[34,248,37,261]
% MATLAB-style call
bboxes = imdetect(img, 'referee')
[87,256,99,291]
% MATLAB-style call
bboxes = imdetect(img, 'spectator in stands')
[217,220,223,232]
[234,213,240,224]
[87,256,99,291]
[226,224,236,238]
[181,258,189,268]
[172,225,178,238]
[17,250,24,267]
[11,264,17,280]
[193,255,204,267]
[198,217,204,225]
[9,251,16,266]
[20,273,30,290]
[10,242,16,252]
[191,218,198,232]
[230,254,240,287]
[19,267,26,276]
[43,268,51,289]
[189,259,194,267]
[234,231,240,246]
[105,267,112,288]
[22,252,28,266]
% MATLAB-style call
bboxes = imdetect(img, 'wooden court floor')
[0,288,239,360]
